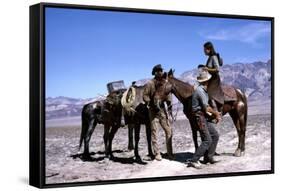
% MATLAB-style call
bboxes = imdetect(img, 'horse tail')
[79,105,88,150]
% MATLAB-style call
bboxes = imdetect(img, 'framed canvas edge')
[29,2,275,189]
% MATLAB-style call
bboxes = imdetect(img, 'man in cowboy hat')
[187,70,221,169]
[143,64,174,161]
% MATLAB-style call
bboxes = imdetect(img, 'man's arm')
[205,106,221,122]
[198,89,221,122]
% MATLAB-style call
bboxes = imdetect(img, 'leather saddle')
[221,84,238,102]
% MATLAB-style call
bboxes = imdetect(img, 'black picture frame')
[30,2,274,189]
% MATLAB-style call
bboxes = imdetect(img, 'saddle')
[221,85,238,102]
[121,86,136,115]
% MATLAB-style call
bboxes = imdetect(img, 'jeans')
[191,114,219,162]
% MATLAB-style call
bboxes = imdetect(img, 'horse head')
[167,68,194,103]
[153,72,173,111]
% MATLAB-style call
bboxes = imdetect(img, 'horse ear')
[168,69,174,77]
[162,72,167,79]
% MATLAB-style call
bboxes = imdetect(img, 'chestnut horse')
[157,70,247,157]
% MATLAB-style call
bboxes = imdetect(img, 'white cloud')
[201,22,271,46]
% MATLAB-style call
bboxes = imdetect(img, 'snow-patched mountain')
[46,60,272,120]
[45,96,105,120]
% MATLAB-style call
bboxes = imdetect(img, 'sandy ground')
[45,114,271,184]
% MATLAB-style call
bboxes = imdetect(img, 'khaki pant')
[149,109,173,156]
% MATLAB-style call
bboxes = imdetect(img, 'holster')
[192,111,206,130]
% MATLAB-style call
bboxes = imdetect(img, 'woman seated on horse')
[201,41,224,112]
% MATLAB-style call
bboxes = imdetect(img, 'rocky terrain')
[46,114,272,184]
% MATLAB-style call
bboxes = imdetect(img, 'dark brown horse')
[79,90,124,160]
[157,69,247,157]
[122,85,154,159]
[79,87,153,162]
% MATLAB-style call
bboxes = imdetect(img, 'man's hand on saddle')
[214,111,222,123]
[206,106,222,124]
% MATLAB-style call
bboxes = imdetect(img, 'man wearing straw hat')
[187,69,221,169]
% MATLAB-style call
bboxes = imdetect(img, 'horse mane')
[169,76,194,102]
[171,77,192,89]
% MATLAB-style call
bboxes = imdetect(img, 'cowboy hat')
[152,64,163,75]
[197,70,212,83]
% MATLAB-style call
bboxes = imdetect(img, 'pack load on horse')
[79,80,126,160]
[107,80,127,94]
[79,80,153,162]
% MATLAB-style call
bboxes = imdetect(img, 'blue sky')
[45,7,271,99]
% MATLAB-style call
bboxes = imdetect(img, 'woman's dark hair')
[204,41,216,56]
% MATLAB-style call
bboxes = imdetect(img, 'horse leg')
[103,124,110,157]
[237,106,247,154]
[134,124,141,161]
[189,118,199,152]
[83,119,97,158]
[145,122,154,157]
[239,114,246,154]
[107,124,119,159]
[240,96,247,153]
[229,110,245,157]
[128,123,134,151]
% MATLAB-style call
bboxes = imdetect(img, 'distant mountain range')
[180,60,271,101]
[46,60,271,120]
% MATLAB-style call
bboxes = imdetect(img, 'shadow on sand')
[162,152,194,163]
[70,149,147,164]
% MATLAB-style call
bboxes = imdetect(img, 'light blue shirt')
[192,84,209,112]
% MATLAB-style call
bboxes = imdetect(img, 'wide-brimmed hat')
[197,70,212,83]
[152,64,163,75]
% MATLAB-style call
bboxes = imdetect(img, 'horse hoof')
[233,149,242,157]
[109,155,115,160]
[135,156,147,164]
[126,148,134,152]
[143,155,154,161]
[104,153,110,159]
[128,146,134,151]
[214,152,220,156]
[82,154,92,161]
[135,156,142,162]
[103,158,110,163]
